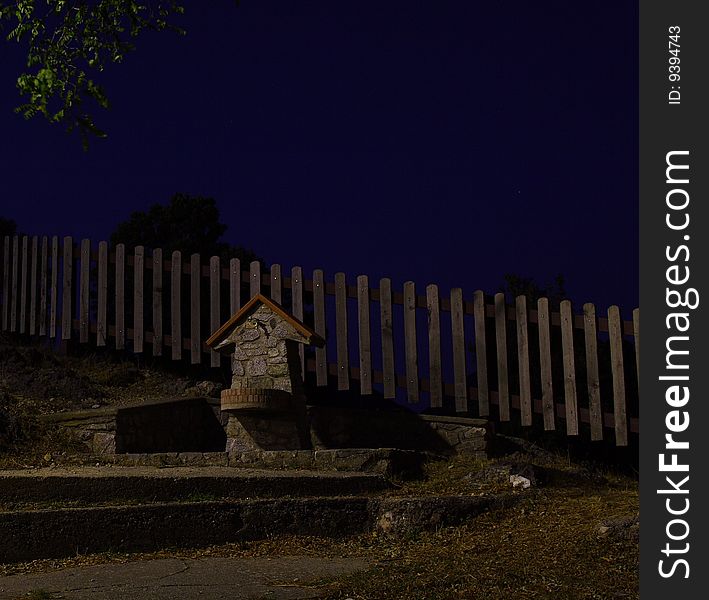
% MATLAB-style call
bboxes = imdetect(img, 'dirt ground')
[0,334,639,599]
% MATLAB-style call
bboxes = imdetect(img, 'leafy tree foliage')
[110,193,260,264]
[0,1,188,146]
[500,273,567,307]
[0,216,17,239]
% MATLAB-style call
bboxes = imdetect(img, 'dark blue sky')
[0,1,639,315]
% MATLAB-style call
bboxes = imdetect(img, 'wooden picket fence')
[0,235,640,446]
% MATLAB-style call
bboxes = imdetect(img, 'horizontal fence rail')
[0,235,640,446]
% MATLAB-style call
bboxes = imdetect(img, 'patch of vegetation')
[20,590,54,600]
[0,452,639,599]
[0,333,638,599]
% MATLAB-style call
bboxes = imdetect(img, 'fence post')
[633,308,640,392]
[560,300,579,435]
[426,284,442,408]
[537,297,555,431]
[171,250,182,360]
[583,302,603,440]
[312,268,326,386]
[152,248,163,356]
[250,261,261,297]
[451,287,466,412]
[335,272,349,391]
[494,292,510,421]
[20,236,28,334]
[133,246,145,353]
[291,266,305,379]
[608,305,628,446]
[380,277,395,399]
[357,275,372,395]
[115,244,125,350]
[38,236,48,337]
[97,241,108,346]
[404,281,420,404]
[49,236,58,339]
[29,236,38,335]
[2,236,9,331]
[79,239,90,343]
[516,295,532,427]
[473,290,489,417]
[10,236,19,332]
[209,255,221,367]
[229,258,241,315]
[190,253,201,364]
[270,264,282,304]
[61,236,73,341]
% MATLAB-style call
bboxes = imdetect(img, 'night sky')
[0,1,639,316]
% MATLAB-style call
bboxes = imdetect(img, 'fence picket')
[97,241,107,346]
[210,256,221,367]
[49,236,58,338]
[228,258,241,316]
[270,264,282,304]
[10,236,18,332]
[0,229,642,447]
[133,246,145,353]
[426,284,443,408]
[494,293,510,421]
[537,298,554,431]
[451,287,466,412]
[312,268,326,386]
[404,281,419,404]
[335,272,349,391]
[560,300,578,435]
[250,261,261,297]
[609,306,628,446]
[190,253,201,364]
[357,275,372,395]
[291,266,305,379]
[380,278,396,399]
[115,244,125,350]
[61,236,73,340]
[29,236,38,335]
[473,290,489,417]
[2,236,9,330]
[79,239,90,343]
[516,295,532,426]
[20,236,28,334]
[39,236,48,336]
[152,248,163,356]
[583,303,603,440]
[633,308,640,392]
[171,251,182,360]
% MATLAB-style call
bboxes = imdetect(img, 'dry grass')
[1,335,639,598]
[0,455,639,599]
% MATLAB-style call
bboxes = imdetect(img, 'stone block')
[247,357,268,376]
[267,364,289,377]
[462,427,487,439]
[232,361,245,376]
[92,433,116,455]
[267,355,287,364]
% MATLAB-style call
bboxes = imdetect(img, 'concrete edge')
[0,492,522,563]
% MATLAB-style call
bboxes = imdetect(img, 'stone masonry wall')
[42,398,226,455]
[307,407,488,457]
[225,305,305,393]
[42,400,488,458]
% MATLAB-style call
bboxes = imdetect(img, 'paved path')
[0,556,365,600]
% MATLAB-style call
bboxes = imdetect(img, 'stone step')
[0,494,517,563]
[0,467,390,506]
[45,448,433,479]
